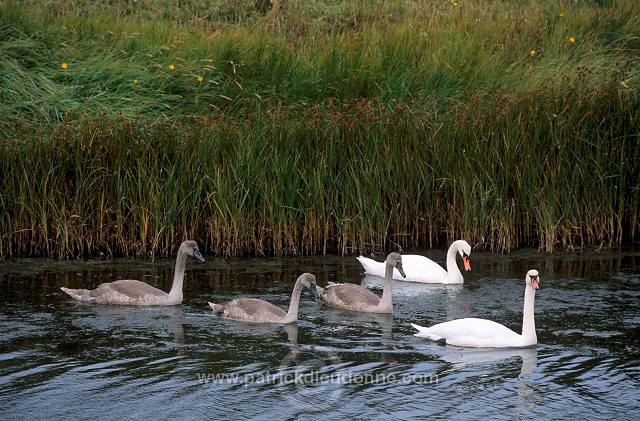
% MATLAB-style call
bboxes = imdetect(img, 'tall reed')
[1,0,639,257]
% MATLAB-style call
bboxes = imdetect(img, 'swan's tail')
[411,323,444,341]
[208,301,225,313]
[356,256,384,277]
[61,287,95,302]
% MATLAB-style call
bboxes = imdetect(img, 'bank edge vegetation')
[1,0,639,258]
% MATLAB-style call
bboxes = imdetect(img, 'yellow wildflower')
[60,63,68,70]
[529,49,536,57]
[133,79,139,84]
[569,36,576,43]
[559,11,565,17]
[197,75,204,82]
[169,63,175,71]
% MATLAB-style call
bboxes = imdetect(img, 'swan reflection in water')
[434,345,540,413]
[66,303,186,343]
[216,318,300,344]
[317,307,394,340]
[438,346,538,377]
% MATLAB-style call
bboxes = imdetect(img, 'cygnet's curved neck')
[168,249,188,302]
[521,283,537,345]
[446,242,463,283]
[378,261,394,310]
[284,279,306,323]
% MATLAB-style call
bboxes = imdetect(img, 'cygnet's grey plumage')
[208,273,318,324]
[317,252,405,313]
[60,240,205,305]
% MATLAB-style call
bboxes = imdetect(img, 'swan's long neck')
[521,284,537,345]
[168,250,188,302]
[445,244,463,283]
[284,280,305,323]
[378,261,394,310]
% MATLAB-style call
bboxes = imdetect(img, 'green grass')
[1,0,639,257]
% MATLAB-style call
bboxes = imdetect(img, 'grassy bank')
[1,0,639,258]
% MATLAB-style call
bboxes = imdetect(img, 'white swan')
[208,273,318,324]
[317,252,405,313]
[357,240,472,284]
[411,269,540,348]
[60,240,205,305]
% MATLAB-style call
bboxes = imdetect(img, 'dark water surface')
[1,250,639,419]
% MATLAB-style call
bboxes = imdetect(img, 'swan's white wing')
[414,318,523,348]
[357,255,447,283]
[400,255,448,283]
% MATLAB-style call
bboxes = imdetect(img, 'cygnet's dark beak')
[309,284,320,300]
[397,263,407,278]
[193,249,206,263]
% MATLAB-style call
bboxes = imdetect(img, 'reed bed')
[1,0,639,257]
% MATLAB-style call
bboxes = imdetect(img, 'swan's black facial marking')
[309,282,319,300]
[193,248,205,263]
[299,273,319,300]
[396,262,407,278]
[462,252,472,272]
[528,272,540,289]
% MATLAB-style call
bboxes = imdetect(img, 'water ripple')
[1,251,639,419]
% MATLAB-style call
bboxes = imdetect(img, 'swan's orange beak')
[531,276,539,289]
[463,256,471,272]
